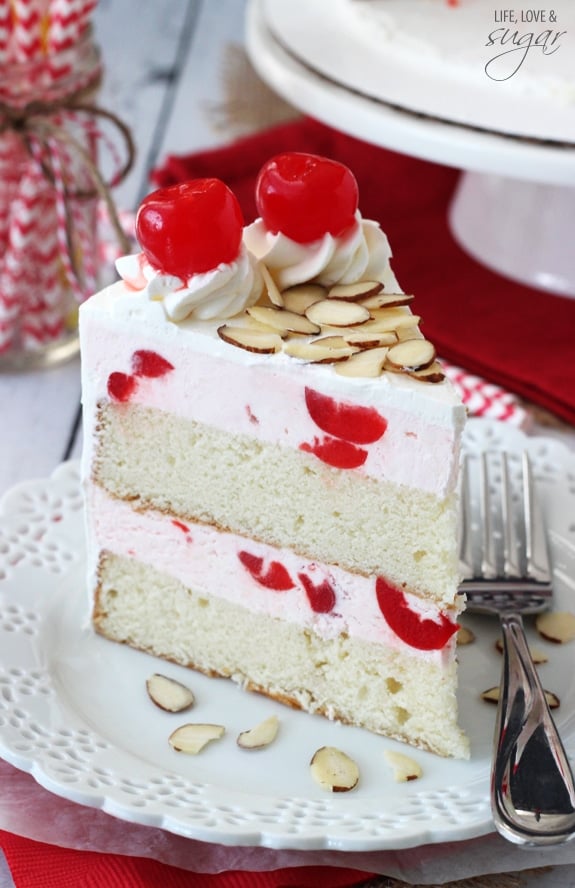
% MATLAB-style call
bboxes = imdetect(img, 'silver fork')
[459,450,575,845]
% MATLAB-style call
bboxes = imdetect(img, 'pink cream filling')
[88,485,457,664]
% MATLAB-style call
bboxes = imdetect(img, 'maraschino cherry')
[135,179,244,278]
[255,152,359,244]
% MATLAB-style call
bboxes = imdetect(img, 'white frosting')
[116,245,263,322]
[87,484,458,665]
[244,212,401,290]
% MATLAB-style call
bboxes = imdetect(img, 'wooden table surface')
[0,1,574,885]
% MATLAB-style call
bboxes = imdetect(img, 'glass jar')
[0,32,102,370]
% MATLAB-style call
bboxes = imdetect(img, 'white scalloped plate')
[0,418,574,851]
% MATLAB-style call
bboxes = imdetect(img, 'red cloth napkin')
[0,831,373,888]
[153,117,575,425]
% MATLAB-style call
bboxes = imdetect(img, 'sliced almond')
[334,346,389,378]
[397,325,423,342]
[310,746,359,792]
[383,749,422,782]
[385,339,436,372]
[237,715,279,750]
[168,723,225,754]
[327,280,383,301]
[457,626,476,646]
[247,305,320,336]
[361,292,414,310]
[535,611,575,644]
[495,637,548,664]
[305,299,370,328]
[217,325,283,354]
[259,263,283,307]
[406,361,446,384]
[283,338,359,363]
[342,330,397,348]
[481,687,560,709]
[281,284,326,315]
[146,673,195,713]
[360,310,420,334]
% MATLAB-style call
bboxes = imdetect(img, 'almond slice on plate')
[456,626,476,646]
[284,338,359,363]
[361,292,414,310]
[281,283,326,315]
[247,305,320,336]
[168,723,225,754]
[535,611,575,644]
[495,637,548,663]
[218,325,283,354]
[146,673,195,713]
[334,346,389,378]
[259,262,284,307]
[310,746,359,792]
[327,280,383,301]
[237,715,279,750]
[383,749,422,782]
[385,339,436,371]
[305,299,370,328]
[481,687,560,709]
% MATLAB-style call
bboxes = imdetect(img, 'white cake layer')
[94,551,469,758]
[86,484,461,663]
[91,402,460,605]
[80,283,465,499]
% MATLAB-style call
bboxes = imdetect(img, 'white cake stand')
[245,0,575,298]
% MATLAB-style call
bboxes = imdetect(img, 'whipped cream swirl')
[115,245,263,322]
[243,211,398,291]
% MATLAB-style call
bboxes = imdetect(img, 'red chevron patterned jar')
[0,30,102,369]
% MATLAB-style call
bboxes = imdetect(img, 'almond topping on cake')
[284,339,359,363]
[260,262,284,307]
[386,339,436,372]
[327,280,383,301]
[305,300,371,328]
[247,305,320,336]
[360,292,414,310]
[217,325,283,354]
[334,346,390,378]
[281,283,326,315]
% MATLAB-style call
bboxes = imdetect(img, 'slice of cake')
[80,154,469,759]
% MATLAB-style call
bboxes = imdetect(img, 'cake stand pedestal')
[246,0,575,298]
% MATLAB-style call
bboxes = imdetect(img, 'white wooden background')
[0,1,574,884]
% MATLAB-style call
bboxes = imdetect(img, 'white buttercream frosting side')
[243,211,400,291]
[115,245,264,322]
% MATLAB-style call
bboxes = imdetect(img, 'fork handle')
[492,611,575,845]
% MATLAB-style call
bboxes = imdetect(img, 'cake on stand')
[246,0,575,298]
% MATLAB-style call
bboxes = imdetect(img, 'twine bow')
[0,73,135,298]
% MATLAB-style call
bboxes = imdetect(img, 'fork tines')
[459,451,552,608]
